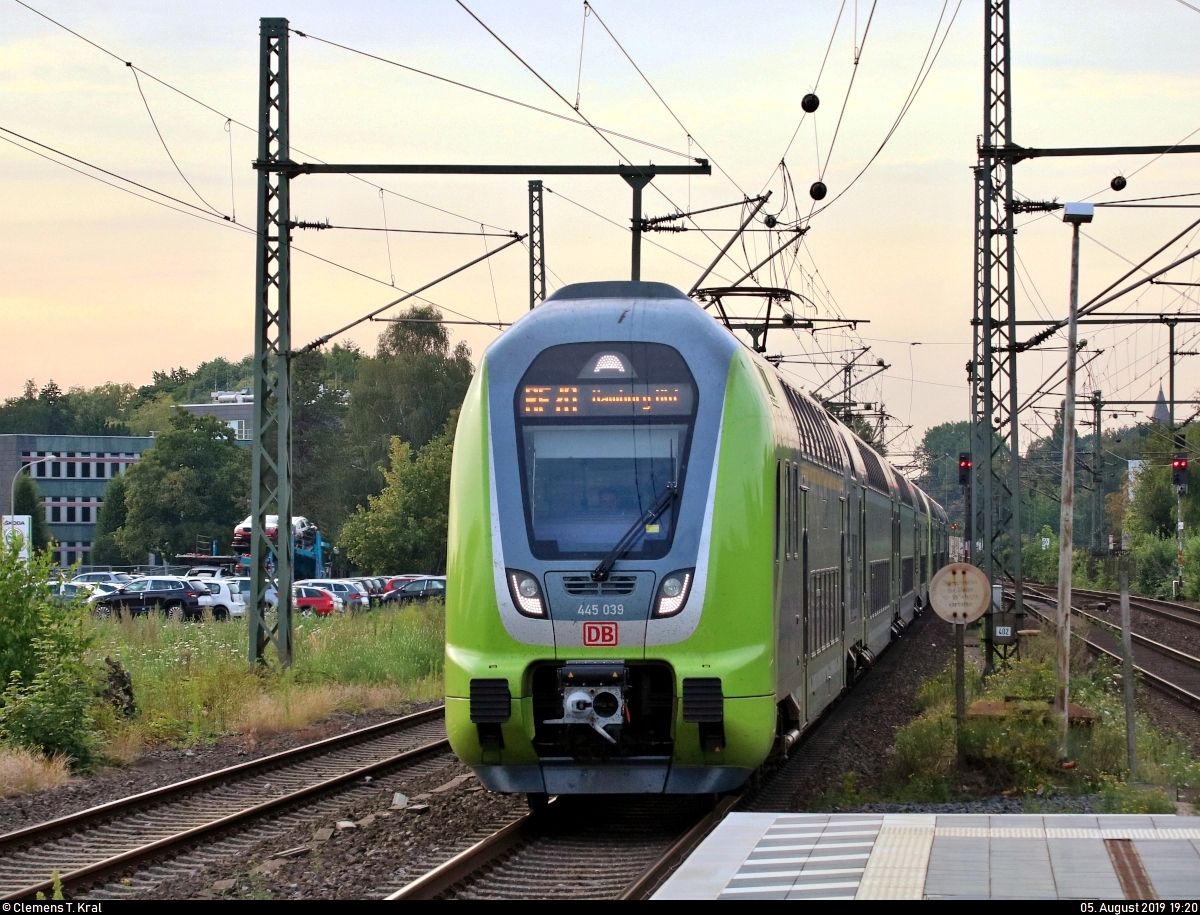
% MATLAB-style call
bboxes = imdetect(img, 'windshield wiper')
[591,482,677,582]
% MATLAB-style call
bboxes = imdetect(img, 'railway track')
[388,793,736,900]
[388,607,947,900]
[1070,586,1200,632]
[1020,587,1200,711]
[0,706,449,900]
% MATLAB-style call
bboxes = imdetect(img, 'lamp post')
[1056,201,1094,758]
[8,453,56,519]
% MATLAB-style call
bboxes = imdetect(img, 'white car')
[297,579,370,609]
[73,571,133,584]
[227,577,279,608]
[203,579,246,619]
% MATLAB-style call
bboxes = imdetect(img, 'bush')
[884,631,1200,801]
[0,634,99,766]
[0,538,100,768]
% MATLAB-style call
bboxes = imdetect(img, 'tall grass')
[88,601,444,750]
[881,631,1200,809]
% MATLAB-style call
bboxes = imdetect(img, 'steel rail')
[1021,592,1200,712]
[386,810,538,900]
[1,705,448,900]
[1024,585,1200,672]
[388,792,737,901]
[617,793,739,900]
[1069,586,1200,630]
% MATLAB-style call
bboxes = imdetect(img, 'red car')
[384,575,421,593]
[293,585,339,615]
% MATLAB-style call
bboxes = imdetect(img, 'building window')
[66,462,76,478]
[82,507,91,523]
[36,462,46,477]
[51,462,61,478]
[111,462,120,476]
[66,507,76,523]
[54,552,63,567]
[81,462,91,478]
[51,506,61,523]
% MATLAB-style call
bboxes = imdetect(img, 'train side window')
[775,461,781,564]
[792,465,800,550]
[784,462,792,559]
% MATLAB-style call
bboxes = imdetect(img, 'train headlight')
[506,569,546,617]
[652,569,694,618]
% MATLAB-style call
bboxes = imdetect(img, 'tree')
[114,412,250,560]
[293,345,360,539]
[91,474,134,565]
[913,421,971,528]
[11,474,52,551]
[339,413,457,574]
[342,306,472,520]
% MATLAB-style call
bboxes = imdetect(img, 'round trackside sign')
[928,562,992,625]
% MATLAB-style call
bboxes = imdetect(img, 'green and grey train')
[446,281,949,795]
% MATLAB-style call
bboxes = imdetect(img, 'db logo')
[583,622,618,646]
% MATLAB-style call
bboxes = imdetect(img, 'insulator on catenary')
[802,93,820,113]
[809,181,827,201]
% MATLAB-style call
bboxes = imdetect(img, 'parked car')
[200,579,245,619]
[382,576,446,605]
[187,566,226,579]
[351,577,383,604]
[232,515,317,551]
[227,577,278,608]
[297,579,370,610]
[73,571,133,584]
[294,585,341,616]
[90,576,211,620]
[52,581,96,603]
[384,575,421,593]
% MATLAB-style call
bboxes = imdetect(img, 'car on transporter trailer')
[443,281,950,802]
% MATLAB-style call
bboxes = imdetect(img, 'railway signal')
[958,453,972,486]
[1172,453,1188,489]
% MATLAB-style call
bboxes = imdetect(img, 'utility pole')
[528,179,545,310]
[978,0,1024,674]
[250,17,295,667]
[625,175,651,281]
[1056,201,1093,756]
[1091,390,1102,552]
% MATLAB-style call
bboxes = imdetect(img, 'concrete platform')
[653,813,1200,900]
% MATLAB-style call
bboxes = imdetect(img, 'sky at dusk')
[2,1,1199,459]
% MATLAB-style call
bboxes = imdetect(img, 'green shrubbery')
[0,536,446,786]
[0,538,100,768]
[878,632,1199,809]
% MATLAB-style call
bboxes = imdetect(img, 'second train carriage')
[445,281,949,795]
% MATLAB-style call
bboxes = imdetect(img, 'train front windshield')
[515,342,697,561]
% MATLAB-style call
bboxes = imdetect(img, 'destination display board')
[521,383,694,416]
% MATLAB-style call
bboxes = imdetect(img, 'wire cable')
[292,25,690,162]
[808,0,962,218]
[583,1,747,196]
[1,126,506,327]
[128,64,226,218]
[12,0,520,235]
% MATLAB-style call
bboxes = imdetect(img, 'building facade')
[0,434,155,567]
[175,390,253,443]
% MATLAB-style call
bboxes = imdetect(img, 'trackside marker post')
[929,563,992,769]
